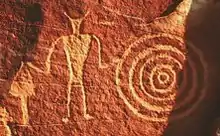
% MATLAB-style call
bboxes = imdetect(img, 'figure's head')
[60,0,88,19]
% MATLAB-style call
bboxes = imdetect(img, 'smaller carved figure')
[10,62,35,125]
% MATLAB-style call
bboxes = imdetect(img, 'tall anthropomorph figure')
[11,6,106,123]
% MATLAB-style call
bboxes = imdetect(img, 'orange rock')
[2,0,220,136]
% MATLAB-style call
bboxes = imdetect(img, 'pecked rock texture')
[1,0,220,136]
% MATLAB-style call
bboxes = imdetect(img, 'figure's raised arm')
[26,37,62,74]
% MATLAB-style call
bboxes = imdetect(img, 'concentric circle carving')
[116,33,207,122]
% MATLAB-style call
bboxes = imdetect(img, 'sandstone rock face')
[1,0,220,136]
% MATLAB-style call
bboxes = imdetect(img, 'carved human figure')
[11,10,106,123]
[51,12,107,121]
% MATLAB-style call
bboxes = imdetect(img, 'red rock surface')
[1,0,220,136]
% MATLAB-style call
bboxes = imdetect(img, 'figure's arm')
[91,35,108,68]
[91,35,120,68]
[26,38,61,74]
[91,35,111,69]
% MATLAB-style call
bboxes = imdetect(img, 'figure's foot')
[62,117,69,123]
[99,63,109,69]
[84,114,93,120]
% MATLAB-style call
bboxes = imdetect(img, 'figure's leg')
[81,84,93,120]
[63,46,73,122]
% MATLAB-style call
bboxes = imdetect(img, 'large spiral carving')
[115,33,208,122]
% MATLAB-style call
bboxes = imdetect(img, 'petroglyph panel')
[1,0,219,136]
